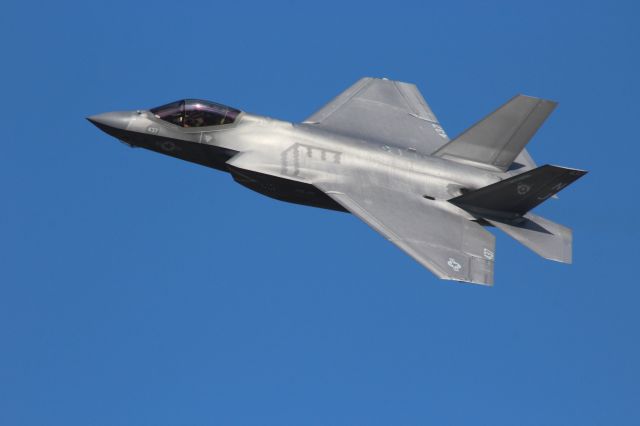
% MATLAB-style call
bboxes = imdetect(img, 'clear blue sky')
[2,1,639,424]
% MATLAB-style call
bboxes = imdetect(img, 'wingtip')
[440,275,494,287]
[516,94,559,105]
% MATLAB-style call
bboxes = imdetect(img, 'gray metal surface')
[304,78,450,155]
[317,181,495,285]
[487,213,573,264]
[88,77,587,286]
[435,95,557,172]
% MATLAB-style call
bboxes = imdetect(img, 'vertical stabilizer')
[434,95,557,172]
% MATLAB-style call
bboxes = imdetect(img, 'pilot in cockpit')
[151,99,240,128]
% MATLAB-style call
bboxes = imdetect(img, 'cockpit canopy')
[150,99,241,128]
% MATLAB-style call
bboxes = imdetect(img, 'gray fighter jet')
[88,77,586,285]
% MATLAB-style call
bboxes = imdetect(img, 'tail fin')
[486,213,573,263]
[449,164,587,220]
[434,95,557,172]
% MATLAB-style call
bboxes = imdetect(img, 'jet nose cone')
[87,111,134,130]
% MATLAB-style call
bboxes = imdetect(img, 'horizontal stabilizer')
[487,213,573,263]
[434,95,557,171]
[449,165,587,219]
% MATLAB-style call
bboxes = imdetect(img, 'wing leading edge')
[315,181,496,285]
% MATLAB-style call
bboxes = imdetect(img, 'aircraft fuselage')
[89,109,499,218]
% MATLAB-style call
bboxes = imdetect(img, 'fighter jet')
[88,77,586,285]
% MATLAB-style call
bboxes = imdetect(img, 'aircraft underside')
[227,165,347,212]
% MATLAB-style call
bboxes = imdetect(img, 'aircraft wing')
[314,180,496,285]
[304,78,450,155]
